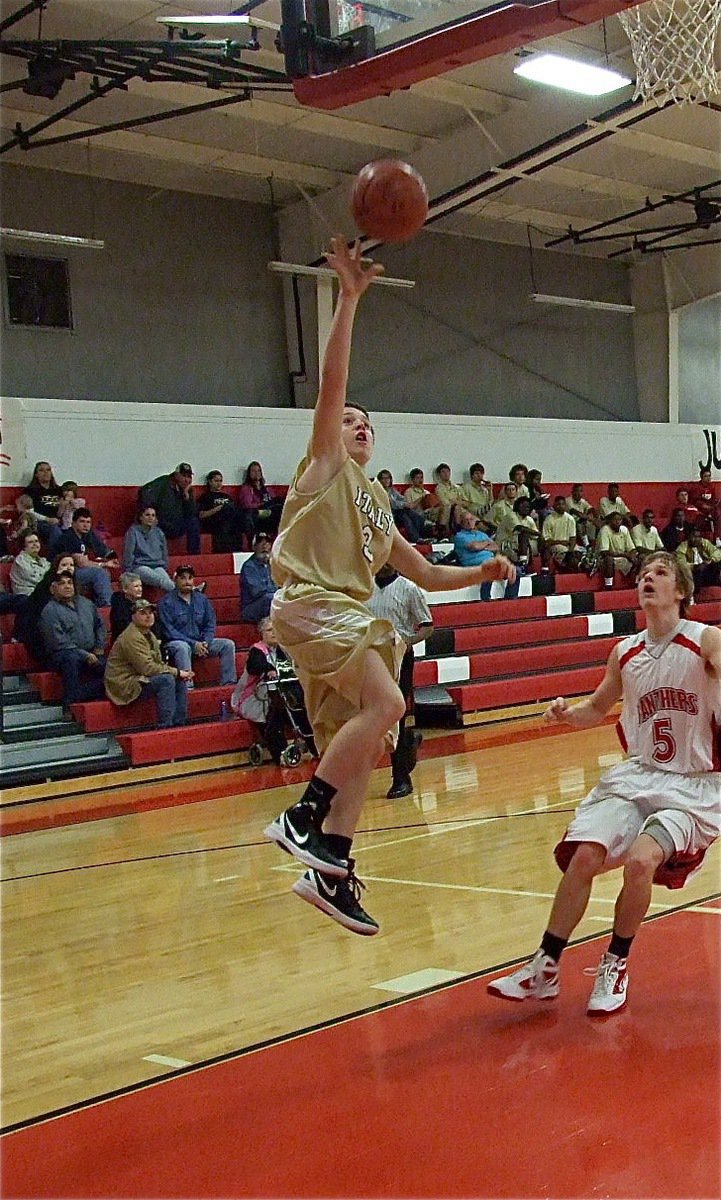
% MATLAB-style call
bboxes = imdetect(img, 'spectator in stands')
[230,616,291,765]
[508,463,529,498]
[110,572,143,641]
[105,599,191,728]
[158,565,237,687]
[566,484,597,535]
[461,463,493,526]
[526,469,551,522]
[16,554,74,654]
[404,468,441,529]
[541,497,580,572]
[455,510,519,600]
[139,463,200,554]
[238,461,283,548]
[7,494,39,549]
[56,508,118,607]
[510,497,541,567]
[57,481,86,530]
[491,482,518,552]
[598,483,635,529]
[240,532,277,622]
[123,505,174,593]
[434,463,466,534]
[660,507,691,553]
[25,461,64,552]
[631,509,664,562]
[675,527,721,597]
[690,468,720,542]
[673,486,699,527]
[596,511,639,588]
[376,470,428,543]
[9,532,50,596]
[198,470,239,553]
[38,571,107,704]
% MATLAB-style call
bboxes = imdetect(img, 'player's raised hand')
[479,555,516,584]
[324,237,384,299]
[545,696,570,724]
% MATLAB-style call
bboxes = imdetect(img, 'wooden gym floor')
[1,717,719,1197]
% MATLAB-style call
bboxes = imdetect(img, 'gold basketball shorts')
[271,581,404,754]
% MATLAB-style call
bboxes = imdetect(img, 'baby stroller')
[234,654,316,767]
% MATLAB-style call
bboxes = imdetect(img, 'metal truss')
[546,179,721,256]
[0,4,294,156]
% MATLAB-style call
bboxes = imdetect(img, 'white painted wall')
[1,395,717,486]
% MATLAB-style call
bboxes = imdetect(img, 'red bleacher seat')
[116,718,255,765]
[450,664,605,713]
[414,636,617,688]
[72,684,236,733]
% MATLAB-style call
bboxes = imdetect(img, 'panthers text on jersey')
[616,620,720,774]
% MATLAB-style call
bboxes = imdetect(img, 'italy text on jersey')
[353,486,394,538]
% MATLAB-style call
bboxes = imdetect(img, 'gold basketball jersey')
[271,455,395,601]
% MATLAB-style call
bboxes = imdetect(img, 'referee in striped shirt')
[368,563,434,799]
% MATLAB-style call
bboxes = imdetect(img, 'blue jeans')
[135,566,175,592]
[241,593,274,624]
[480,576,521,601]
[161,516,201,555]
[37,521,63,554]
[140,673,188,727]
[75,565,113,607]
[165,637,237,685]
[51,650,107,705]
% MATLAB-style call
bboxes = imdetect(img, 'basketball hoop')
[618,0,721,104]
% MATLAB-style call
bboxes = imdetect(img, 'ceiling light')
[531,293,635,313]
[0,228,104,250]
[157,14,280,31]
[514,53,631,96]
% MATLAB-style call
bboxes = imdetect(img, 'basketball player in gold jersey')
[264,237,516,935]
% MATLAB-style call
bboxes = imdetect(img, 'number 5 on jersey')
[652,717,677,764]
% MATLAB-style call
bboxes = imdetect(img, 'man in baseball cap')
[157,563,237,687]
[138,463,200,554]
[105,595,192,727]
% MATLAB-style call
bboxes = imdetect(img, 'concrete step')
[3,703,67,729]
[0,733,128,788]
[2,676,38,705]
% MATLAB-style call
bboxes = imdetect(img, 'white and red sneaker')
[487,950,560,1002]
[586,952,628,1015]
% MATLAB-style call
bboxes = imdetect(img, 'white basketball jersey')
[617,620,720,774]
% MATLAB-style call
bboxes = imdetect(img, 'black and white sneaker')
[292,862,379,936]
[263,802,348,878]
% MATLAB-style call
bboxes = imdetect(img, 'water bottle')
[220,699,231,721]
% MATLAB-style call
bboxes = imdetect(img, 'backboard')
[286,0,649,108]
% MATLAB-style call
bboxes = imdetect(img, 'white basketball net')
[618,0,721,104]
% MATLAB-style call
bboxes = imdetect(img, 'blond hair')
[641,551,693,614]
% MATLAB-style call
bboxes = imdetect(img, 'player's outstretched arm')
[544,645,623,729]
[387,528,516,591]
[308,237,383,468]
[701,625,721,679]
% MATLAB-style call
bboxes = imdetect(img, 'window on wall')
[4,253,73,329]
[678,294,721,427]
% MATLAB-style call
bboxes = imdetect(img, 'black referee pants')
[391,647,418,786]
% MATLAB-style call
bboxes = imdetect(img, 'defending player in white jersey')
[488,551,721,1015]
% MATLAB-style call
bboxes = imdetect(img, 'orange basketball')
[351,159,428,243]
